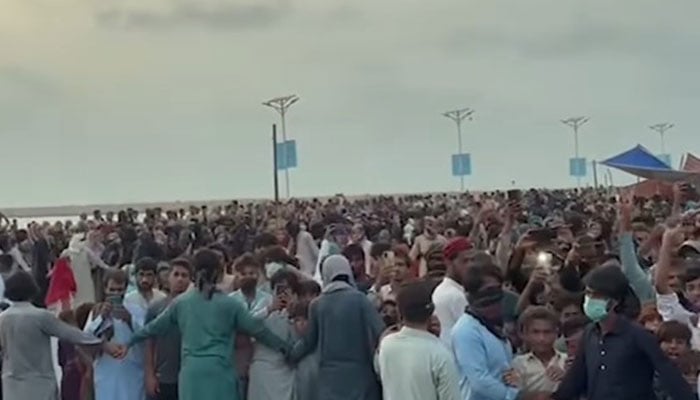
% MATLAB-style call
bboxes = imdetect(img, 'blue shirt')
[451,313,519,400]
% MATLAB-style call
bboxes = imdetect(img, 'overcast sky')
[1,0,699,208]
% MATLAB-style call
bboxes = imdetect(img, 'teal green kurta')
[129,290,290,400]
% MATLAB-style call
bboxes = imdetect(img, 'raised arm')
[618,196,654,302]
[128,301,178,347]
[41,310,102,346]
[656,227,685,296]
[233,298,290,354]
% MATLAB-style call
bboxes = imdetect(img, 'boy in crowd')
[297,279,321,303]
[655,321,698,400]
[512,306,568,396]
[144,258,192,400]
[561,315,589,359]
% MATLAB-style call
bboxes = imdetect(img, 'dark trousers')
[149,383,178,400]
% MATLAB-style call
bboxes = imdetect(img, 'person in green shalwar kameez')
[127,249,290,400]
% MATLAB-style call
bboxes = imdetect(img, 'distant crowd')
[1,186,700,400]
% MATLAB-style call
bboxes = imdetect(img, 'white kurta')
[247,310,296,400]
[85,305,145,400]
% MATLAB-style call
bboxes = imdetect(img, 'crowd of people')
[0,186,700,400]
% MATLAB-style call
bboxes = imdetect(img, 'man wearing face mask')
[452,260,546,400]
[553,265,694,400]
[230,254,274,398]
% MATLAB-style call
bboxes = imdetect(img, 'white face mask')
[265,262,284,279]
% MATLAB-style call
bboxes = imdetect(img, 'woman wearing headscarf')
[290,255,385,400]
[126,249,290,400]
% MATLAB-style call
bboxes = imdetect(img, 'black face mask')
[239,277,257,292]
[382,314,398,327]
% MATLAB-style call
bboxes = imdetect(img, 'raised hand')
[662,225,688,249]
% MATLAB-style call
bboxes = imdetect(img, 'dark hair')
[638,303,662,325]
[393,245,411,268]
[657,320,692,345]
[518,306,559,332]
[288,300,310,320]
[270,269,301,295]
[75,302,95,330]
[208,243,231,265]
[102,268,128,288]
[380,299,398,310]
[135,257,158,274]
[298,280,321,298]
[369,242,392,260]
[253,233,278,251]
[4,271,39,302]
[396,280,435,324]
[583,265,640,319]
[285,222,300,240]
[342,244,365,262]
[561,315,590,338]
[264,246,300,269]
[234,253,261,273]
[462,261,504,295]
[170,258,193,276]
[552,292,583,313]
[193,249,222,300]
[683,261,700,284]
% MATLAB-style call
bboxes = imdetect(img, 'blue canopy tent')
[601,145,700,182]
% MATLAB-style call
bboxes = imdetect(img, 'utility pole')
[561,116,589,190]
[443,108,474,191]
[263,95,299,198]
[272,124,279,203]
[649,122,674,155]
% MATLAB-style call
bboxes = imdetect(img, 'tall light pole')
[263,94,299,198]
[649,122,674,155]
[561,116,589,189]
[442,108,474,191]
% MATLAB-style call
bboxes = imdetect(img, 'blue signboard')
[276,140,298,170]
[451,153,472,176]
[569,157,587,177]
[657,153,671,167]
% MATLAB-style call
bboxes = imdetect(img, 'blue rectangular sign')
[276,140,298,170]
[569,157,587,177]
[657,153,671,167]
[451,153,471,177]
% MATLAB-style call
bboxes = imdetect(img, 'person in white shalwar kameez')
[84,269,145,400]
[65,233,111,307]
[0,271,123,400]
[247,269,299,400]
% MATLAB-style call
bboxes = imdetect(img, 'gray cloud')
[0,66,61,97]
[444,20,697,60]
[95,1,292,30]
